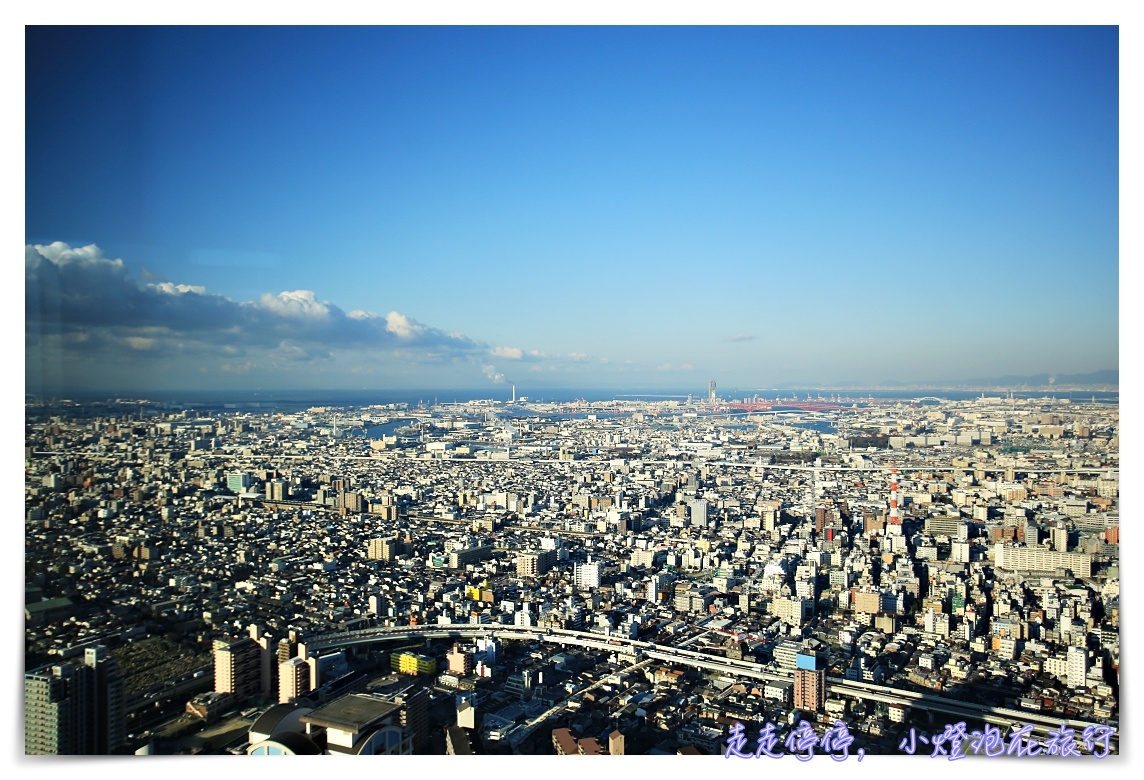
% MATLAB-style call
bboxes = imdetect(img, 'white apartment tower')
[689,498,708,528]
[574,559,602,590]
[951,540,971,564]
[1067,645,1088,689]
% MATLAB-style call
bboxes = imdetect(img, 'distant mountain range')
[963,369,1118,388]
[877,369,1118,390]
[771,370,1118,391]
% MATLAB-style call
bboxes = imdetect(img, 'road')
[299,623,1117,751]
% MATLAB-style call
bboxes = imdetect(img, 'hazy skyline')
[26,26,1119,394]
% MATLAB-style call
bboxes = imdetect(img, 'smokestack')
[889,468,901,525]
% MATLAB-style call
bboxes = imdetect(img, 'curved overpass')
[301,624,1116,748]
[303,624,783,683]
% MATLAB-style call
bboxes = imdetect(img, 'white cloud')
[490,346,524,360]
[124,337,157,351]
[28,241,123,270]
[25,242,555,390]
[385,311,427,339]
[148,282,207,296]
[256,289,331,319]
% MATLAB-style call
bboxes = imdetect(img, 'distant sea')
[37,387,1119,413]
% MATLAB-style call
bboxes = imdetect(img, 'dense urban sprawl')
[25,391,1119,755]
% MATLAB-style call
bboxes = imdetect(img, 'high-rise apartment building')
[447,544,494,569]
[993,543,1092,578]
[247,623,275,696]
[277,637,296,665]
[279,656,312,704]
[265,479,287,501]
[647,571,672,602]
[1067,645,1088,689]
[368,537,394,560]
[24,667,71,754]
[514,602,534,628]
[25,645,125,755]
[369,536,410,561]
[226,472,252,493]
[390,687,430,752]
[213,637,263,698]
[951,540,971,563]
[793,644,826,711]
[793,667,825,712]
[574,559,601,590]
[516,549,557,576]
[341,491,363,513]
[689,498,708,528]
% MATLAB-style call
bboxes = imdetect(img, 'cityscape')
[24,386,1121,757]
[25,22,1122,765]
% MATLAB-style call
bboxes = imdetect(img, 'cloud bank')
[25,243,512,390]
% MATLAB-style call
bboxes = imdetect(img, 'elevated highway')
[301,624,1116,749]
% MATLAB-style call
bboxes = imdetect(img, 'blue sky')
[25,25,1120,394]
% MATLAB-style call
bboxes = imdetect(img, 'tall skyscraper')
[708,380,717,402]
[25,645,125,754]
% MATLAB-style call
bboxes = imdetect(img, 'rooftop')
[300,694,400,733]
